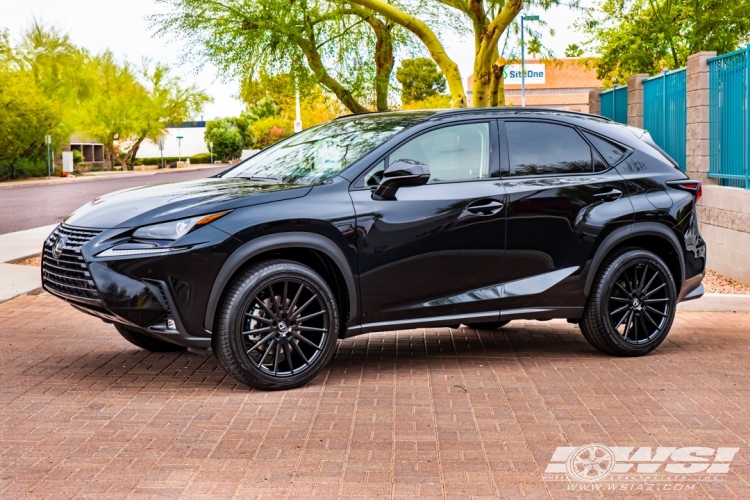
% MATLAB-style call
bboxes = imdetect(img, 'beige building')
[466,58,603,112]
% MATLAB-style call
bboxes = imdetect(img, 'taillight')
[666,180,702,201]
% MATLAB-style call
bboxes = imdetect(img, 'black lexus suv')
[42,108,706,390]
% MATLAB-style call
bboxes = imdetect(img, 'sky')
[3,0,587,119]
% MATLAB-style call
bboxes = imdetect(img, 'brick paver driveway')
[0,294,748,499]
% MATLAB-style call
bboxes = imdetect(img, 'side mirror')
[373,159,430,200]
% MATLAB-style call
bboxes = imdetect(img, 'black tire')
[465,320,511,330]
[580,248,676,356]
[213,259,339,390]
[115,324,185,352]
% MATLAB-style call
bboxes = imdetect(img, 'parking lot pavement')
[0,295,748,499]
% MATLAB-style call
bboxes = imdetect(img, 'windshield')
[220,113,432,184]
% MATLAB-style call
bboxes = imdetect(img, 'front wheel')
[213,260,339,390]
[580,249,676,356]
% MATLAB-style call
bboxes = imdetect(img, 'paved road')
[0,167,227,235]
[0,295,745,498]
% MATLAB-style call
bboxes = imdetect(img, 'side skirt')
[344,307,584,337]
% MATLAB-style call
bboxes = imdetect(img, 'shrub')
[253,116,293,149]
[71,150,84,165]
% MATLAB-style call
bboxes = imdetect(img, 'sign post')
[521,15,540,107]
[209,142,214,164]
[45,135,52,178]
[176,136,184,163]
[158,137,165,169]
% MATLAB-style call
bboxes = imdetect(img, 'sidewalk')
[0,163,228,190]
[0,224,55,303]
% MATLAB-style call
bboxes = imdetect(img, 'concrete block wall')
[627,74,648,128]
[698,186,750,285]
[686,52,716,184]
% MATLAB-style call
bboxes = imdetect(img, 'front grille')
[42,225,103,304]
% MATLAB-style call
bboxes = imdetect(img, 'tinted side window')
[505,122,592,176]
[389,122,490,183]
[583,131,627,166]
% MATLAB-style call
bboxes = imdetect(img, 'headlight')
[132,211,230,240]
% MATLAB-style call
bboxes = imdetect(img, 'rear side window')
[583,131,627,166]
[505,122,592,176]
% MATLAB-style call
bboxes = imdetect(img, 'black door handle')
[594,188,623,201]
[467,199,504,215]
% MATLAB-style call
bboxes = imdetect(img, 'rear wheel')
[213,260,339,390]
[115,324,185,352]
[465,320,510,330]
[580,249,676,356]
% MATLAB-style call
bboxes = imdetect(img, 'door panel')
[351,180,507,323]
[499,120,634,310]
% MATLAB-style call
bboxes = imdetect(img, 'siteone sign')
[504,64,546,84]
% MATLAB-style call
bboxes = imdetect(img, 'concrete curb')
[0,164,228,190]
[677,293,750,312]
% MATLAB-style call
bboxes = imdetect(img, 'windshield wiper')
[237,176,279,182]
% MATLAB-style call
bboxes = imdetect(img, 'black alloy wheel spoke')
[296,309,325,323]
[258,339,276,366]
[644,283,666,298]
[246,314,273,325]
[615,282,631,297]
[241,279,329,377]
[608,261,670,345]
[270,285,282,316]
[242,326,273,336]
[283,340,295,374]
[296,325,327,333]
[642,309,660,328]
[290,338,309,363]
[273,342,281,375]
[645,305,667,317]
[255,298,276,320]
[289,294,318,321]
[291,332,322,350]
[287,284,304,317]
[246,331,276,353]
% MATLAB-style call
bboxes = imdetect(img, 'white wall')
[136,127,209,158]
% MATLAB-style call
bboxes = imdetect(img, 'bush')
[0,157,49,180]
[71,150,84,165]
[253,116,293,149]
[134,153,213,166]
[400,94,452,110]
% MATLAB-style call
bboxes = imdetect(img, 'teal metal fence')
[600,85,628,124]
[643,68,687,171]
[708,46,750,189]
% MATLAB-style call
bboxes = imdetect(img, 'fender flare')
[203,232,358,332]
[583,222,684,297]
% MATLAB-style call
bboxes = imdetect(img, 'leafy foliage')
[577,0,750,84]
[396,57,446,104]
[205,115,257,161]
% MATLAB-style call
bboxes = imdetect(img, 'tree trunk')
[127,137,145,171]
[473,0,523,108]
[348,0,467,108]
[298,38,370,114]
[370,19,394,111]
[490,62,503,107]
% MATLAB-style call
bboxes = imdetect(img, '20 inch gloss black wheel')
[214,260,339,390]
[580,249,676,356]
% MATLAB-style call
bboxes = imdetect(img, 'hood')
[64,177,313,229]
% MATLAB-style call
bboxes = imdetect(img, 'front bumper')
[42,224,240,349]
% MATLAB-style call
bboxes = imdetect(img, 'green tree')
[152,0,404,112]
[577,0,750,84]
[205,115,256,161]
[396,57,446,104]
[0,69,58,180]
[123,62,211,169]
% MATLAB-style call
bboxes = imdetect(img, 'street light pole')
[521,15,540,107]
[210,142,214,164]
